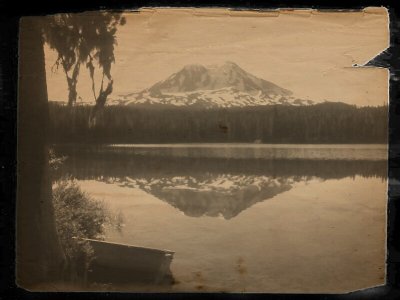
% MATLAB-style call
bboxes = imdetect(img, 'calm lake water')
[54,144,387,292]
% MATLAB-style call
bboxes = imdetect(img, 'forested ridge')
[48,102,388,144]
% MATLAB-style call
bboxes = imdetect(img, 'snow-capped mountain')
[110,61,314,108]
[105,174,295,219]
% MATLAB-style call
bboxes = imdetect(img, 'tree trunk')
[17,17,65,290]
[67,80,78,107]
[88,79,113,128]
[66,62,80,107]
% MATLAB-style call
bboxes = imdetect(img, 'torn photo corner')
[17,7,389,293]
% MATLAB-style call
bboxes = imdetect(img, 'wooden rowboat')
[80,238,175,285]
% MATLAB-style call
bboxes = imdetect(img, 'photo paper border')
[0,0,399,299]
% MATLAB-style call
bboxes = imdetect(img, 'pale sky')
[44,7,389,106]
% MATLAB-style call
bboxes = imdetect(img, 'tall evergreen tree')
[17,12,125,289]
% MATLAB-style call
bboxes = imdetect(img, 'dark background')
[1,1,399,299]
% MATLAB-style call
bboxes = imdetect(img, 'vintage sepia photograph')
[17,7,389,293]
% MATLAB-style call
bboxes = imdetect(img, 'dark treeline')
[48,102,388,144]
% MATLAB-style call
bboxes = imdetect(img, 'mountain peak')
[222,61,239,67]
[147,62,291,96]
[181,64,208,72]
[217,61,244,74]
[115,62,312,108]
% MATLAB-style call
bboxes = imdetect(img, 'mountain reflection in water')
[53,145,387,219]
[106,175,293,219]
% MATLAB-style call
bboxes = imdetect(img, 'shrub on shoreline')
[52,179,123,282]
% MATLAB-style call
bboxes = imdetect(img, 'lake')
[53,144,388,293]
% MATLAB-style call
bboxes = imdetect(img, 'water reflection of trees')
[52,149,386,219]
[54,150,387,181]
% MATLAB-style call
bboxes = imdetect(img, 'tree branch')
[87,54,97,101]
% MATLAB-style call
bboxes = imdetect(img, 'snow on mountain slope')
[110,62,314,108]
[105,174,295,219]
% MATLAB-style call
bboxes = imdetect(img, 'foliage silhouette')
[48,102,388,144]
[44,12,125,113]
